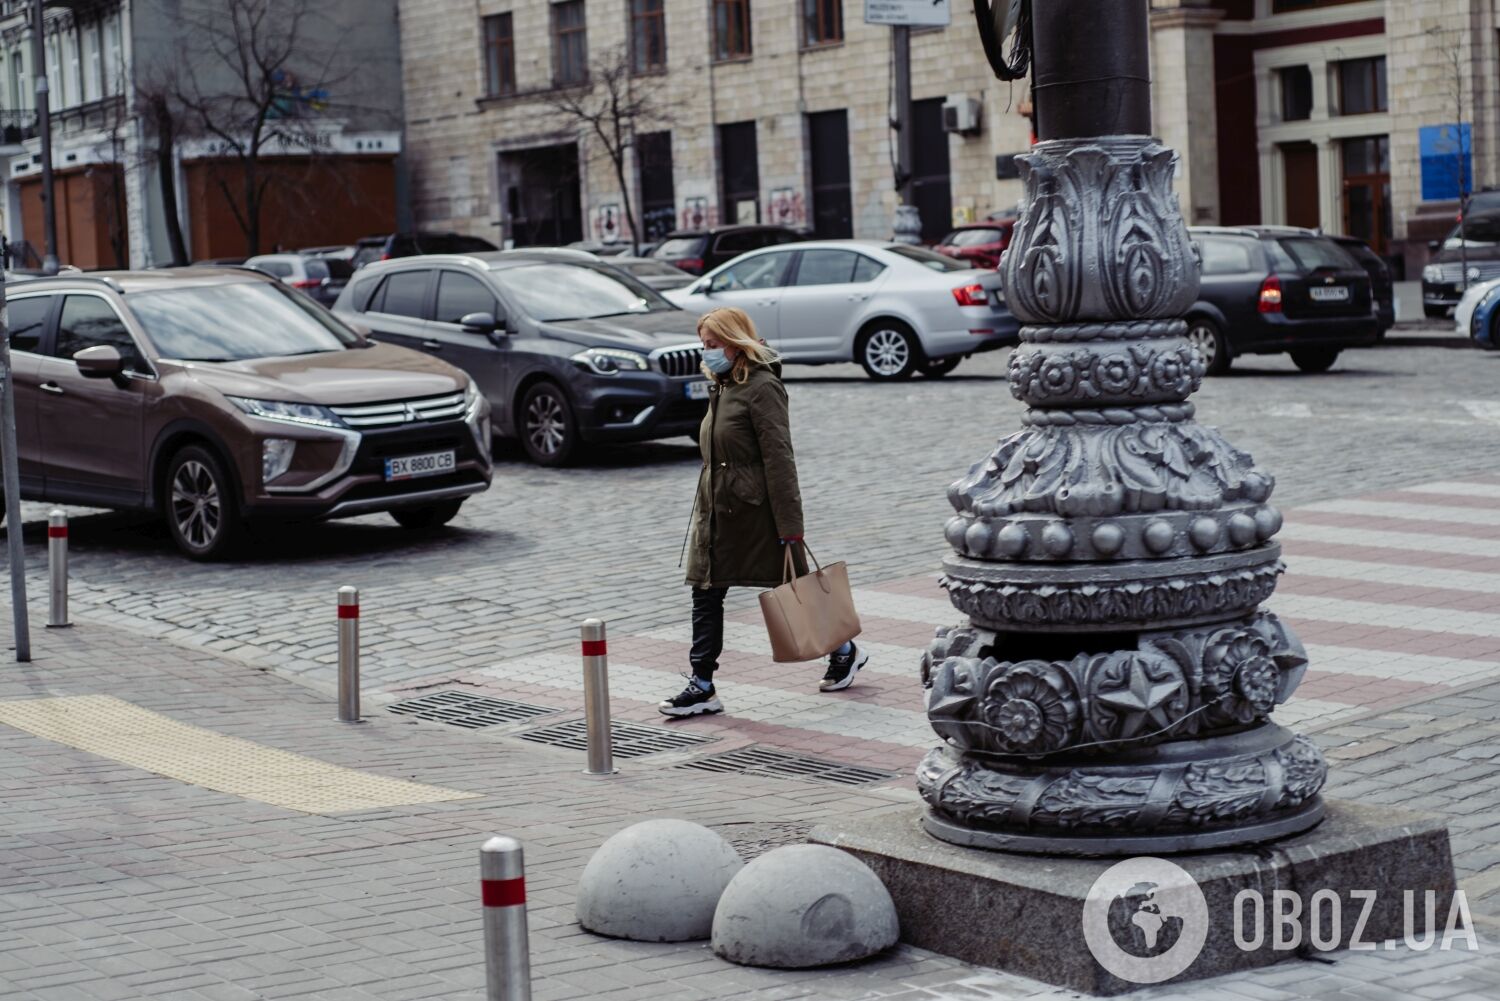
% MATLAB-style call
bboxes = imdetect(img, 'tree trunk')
[613,155,641,256]
[243,159,260,256]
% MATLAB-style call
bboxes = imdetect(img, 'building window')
[1338,56,1386,115]
[483,13,516,97]
[631,0,666,73]
[719,121,759,222]
[1278,65,1312,122]
[713,0,752,61]
[552,1,588,87]
[803,0,842,47]
[1272,0,1366,11]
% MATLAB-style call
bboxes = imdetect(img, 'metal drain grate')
[678,745,898,786]
[517,718,718,758]
[386,691,560,729]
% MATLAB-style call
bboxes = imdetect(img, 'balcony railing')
[0,109,38,145]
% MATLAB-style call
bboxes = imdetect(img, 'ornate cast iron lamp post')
[918,0,1328,853]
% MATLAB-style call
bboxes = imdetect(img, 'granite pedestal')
[811,800,1458,995]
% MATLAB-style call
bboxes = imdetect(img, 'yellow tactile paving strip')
[0,695,479,814]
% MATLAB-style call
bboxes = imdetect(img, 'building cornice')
[1150,7,1225,31]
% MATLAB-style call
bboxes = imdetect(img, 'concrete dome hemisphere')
[576,819,743,942]
[711,844,899,968]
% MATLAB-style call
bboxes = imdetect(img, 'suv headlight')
[571,347,649,376]
[462,381,491,461]
[1423,264,1442,283]
[228,397,344,428]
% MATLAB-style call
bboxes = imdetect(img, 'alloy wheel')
[171,460,221,551]
[1186,323,1218,369]
[865,329,911,377]
[525,392,567,457]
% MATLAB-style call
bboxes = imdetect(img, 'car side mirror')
[345,319,373,338]
[707,274,732,294]
[461,311,499,333]
[74,344,125,378]
[1428,240,1441,252]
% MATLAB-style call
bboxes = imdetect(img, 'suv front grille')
[331,391,467,428]
[655,346,703,378]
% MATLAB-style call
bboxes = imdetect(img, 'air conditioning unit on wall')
[943,95,982,136]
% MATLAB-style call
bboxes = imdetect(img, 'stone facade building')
[0,0,404,268]
[1153,0,1497,277]
[397,0,1047,250]
[393,0,1489,276]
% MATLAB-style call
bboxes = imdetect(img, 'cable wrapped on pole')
[973,0,1032,81]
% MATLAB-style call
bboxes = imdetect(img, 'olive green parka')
[684,361,806,589]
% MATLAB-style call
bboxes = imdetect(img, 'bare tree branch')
[534,48,677,254]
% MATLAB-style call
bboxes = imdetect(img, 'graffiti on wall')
[592,203,622,243]
[768,188,805,228]
[681,196,716,230]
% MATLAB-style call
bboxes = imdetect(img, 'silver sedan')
[663,239,1019,379]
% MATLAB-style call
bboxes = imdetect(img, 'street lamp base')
[917,722,1327,855]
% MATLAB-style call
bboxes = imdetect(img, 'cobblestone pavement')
[2,619,1497,1001]
[4,338,1500,999]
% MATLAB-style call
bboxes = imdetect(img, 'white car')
[664,239,1019,380]
[1454,276,1500,335]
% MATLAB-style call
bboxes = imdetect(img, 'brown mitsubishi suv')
[4,269,492,558]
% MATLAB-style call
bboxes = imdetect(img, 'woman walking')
[661,307,866,717]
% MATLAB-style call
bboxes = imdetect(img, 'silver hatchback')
[664,240,1019,379]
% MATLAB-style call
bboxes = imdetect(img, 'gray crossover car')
[332,250,710,465]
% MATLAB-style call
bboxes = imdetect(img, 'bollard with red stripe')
[337,586,361,723]
[46,509,70,629]
[580,618,615,775]
[480,835,531,1001]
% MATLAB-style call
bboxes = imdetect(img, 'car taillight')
[676,257,704,274]
[952,283,989,306]
[291,279,320,289]
[1257,274,1283,313]
[380,251,392,261]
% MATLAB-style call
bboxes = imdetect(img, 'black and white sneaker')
[820,642,868,692]
[659,676,724,717]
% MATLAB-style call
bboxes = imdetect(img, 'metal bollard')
[337,586,360,723]
[46,509,69,628]
[580,618,615,775]
[480,835,531,1001]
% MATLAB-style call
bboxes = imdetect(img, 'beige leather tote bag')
[758,544,861,663]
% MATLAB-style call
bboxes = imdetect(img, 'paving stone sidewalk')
[2,609,1498,1000]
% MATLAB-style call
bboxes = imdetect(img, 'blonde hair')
[697,306,779,383]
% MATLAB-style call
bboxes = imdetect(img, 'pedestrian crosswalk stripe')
[1280,522,1500,558]
[1299,498,1500,527]
[0,695,478,814]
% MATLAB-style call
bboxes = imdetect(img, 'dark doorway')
[910,97,951,242]
[1281,142,1320,229]
[808,110,852,238]
[719,121,760,225]
[1342,135,1391,255]
[499,143,582,246]
[638,131,676,243]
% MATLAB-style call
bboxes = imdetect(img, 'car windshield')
[128,281,360,361]
[1276,238,1359,272]
[619,260,685,277]
[493,262,677,321]
[886,245,972,272]
[1446,216,1500,247]
[941,228,1003,247]
[653,237,706,258]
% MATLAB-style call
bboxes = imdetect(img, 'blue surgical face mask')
[703,348,733,374]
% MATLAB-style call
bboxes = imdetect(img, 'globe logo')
[1082,857,1209,985]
